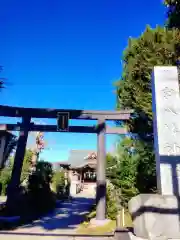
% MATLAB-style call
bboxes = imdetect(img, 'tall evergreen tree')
[116,26,180,142]
[164,0,180,29]
[116,26,180,193]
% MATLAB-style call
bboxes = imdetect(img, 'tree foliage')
[0,159,13,195]
[117,26,180,143]
[0,149,33,195]
[164,0,180,29]
[115,27,180,197]
[20,149,33,183]
[52,170,65,196]
[27,161,54,194]
[114,23,180,201]
[134,140,157,193]
[107,138,139,208]
[106,184,118,220]
[26,161,56,217]
[107,137,157,208]
[1,160,56,219]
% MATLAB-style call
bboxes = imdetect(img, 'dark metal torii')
[0,104,133,222]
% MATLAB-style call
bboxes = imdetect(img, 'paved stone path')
[0,196,112,240]
[10,196,94,233]
[0,190,115,239]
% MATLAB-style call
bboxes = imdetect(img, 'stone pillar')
[7,117,31,201]
[152,66,180,195]
[96,118,106,220]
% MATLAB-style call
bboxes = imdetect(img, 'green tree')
[164,0,180,29]
[107,137,139,207]
[0,149,33,195]
[35,161,53,184]
[135,140,156,194]
[52,170,65,197]
[28,161,54,194]
[117,26,180,141]
[116,26,180,193]
[20,149,33,183]
[27,161,55,215]
[0,158,13,195]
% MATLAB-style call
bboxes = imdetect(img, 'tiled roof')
[68,149,96,168]
[52,161,69,169]
[52,161,67,166]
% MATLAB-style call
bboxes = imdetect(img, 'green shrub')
[52,170,65,198]
[26,161,56,216]
[85,184,118,222]
[0,150,32,196]
[106,185,118,220]
[0,168,11,195]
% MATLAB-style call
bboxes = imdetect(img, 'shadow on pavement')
[0,197,95,233]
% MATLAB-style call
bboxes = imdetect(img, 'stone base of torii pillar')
[90,218,111,226]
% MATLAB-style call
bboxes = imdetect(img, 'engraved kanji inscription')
[165,123,180,137]
[164,106,179,115]
[164,143,180,156]
[161,87,177,100]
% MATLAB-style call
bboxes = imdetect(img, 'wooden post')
[7,116,31,202]
[96,118,106,220]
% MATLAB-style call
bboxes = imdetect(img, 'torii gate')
[0,104,132,222]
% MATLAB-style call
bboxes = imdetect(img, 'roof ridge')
[70,149,96,152]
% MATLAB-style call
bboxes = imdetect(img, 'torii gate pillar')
[96,118,106,221]
[7,116,30,205]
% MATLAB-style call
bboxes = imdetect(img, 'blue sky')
[0,0,165,162]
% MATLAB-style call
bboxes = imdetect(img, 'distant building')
[55,150,97,196]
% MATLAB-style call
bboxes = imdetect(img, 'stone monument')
[128,66,180,239]
[152,66,180,195]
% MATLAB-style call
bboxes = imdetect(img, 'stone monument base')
[115,229,180,240]
[128,194,180,239]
